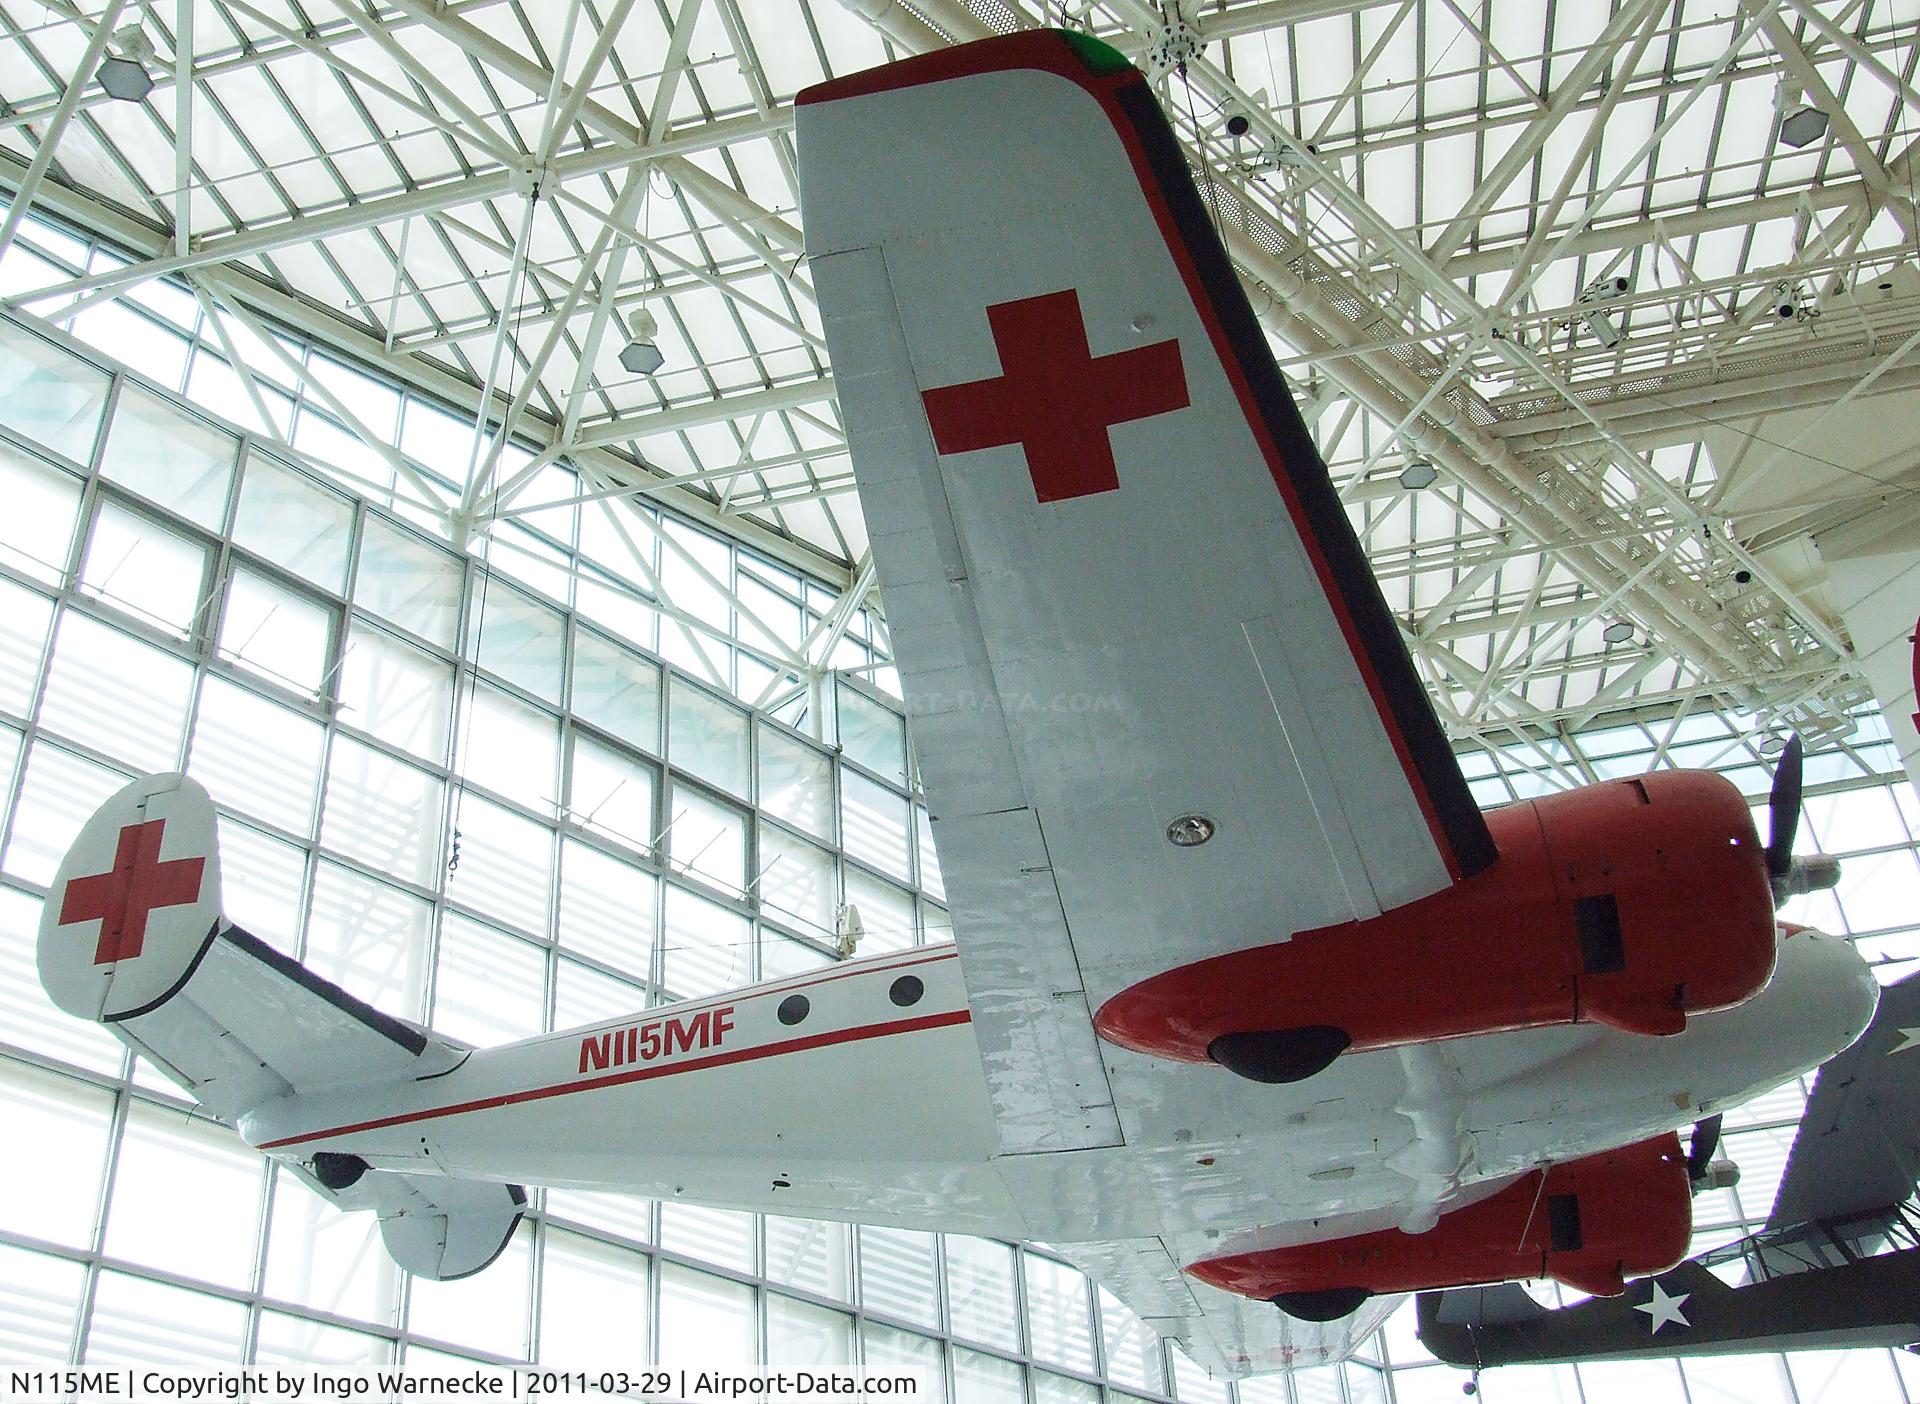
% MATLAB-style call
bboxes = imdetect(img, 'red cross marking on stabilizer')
[920,289,1190,503]
[61,819,205,966]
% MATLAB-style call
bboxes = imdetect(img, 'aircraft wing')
[1056,1236,1402,1377]
[1769,967,1920,1227]
[797,32,1493,1153]
[1416,1252,1920,1365]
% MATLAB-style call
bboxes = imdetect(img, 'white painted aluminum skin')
[36,775,1876,1369]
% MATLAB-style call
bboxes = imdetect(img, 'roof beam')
[0,0,127,264]
[0,0,517,137]
[1438,179,1882,279]
[1425,0,1669,269]
[1752,0,1918,241]
[1189,0,1405,43]
[572,377,839,450]
[0,149,847,585]
[2,106,786,314]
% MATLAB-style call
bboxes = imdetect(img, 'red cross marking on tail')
[60,819,205,966]
[919,289,1189,503]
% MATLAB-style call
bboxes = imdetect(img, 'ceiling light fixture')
[97,56,153,102]
[1774,78,1830,149]
[619,309,665,376]
[98,24,156,103]
[1398,459,1438,491]
[1220,89,1268,140]
[1778,104,1830,149]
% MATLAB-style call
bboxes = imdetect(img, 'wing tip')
[796,30,1136,110]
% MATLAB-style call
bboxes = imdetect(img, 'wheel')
[1209,1026,1352,1083]
[1270,1286,1372,1322]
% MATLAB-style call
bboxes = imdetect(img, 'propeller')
[1765,735,1842,906]
[1685,1113,1722,1183]
[1765,734,1803,889]
[1687,1112,1741,1192]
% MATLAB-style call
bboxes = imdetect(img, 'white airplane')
[36,31,1881,1377]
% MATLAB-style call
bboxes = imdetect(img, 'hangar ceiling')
[0,0,1916,749]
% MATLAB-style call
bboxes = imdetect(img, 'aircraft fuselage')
[238,923,1877,1259]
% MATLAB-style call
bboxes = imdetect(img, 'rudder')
[39,771,222,1025]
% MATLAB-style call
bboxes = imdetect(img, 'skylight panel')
[1591,95,1662,222]
[1360,142,1416,229]
[1291,13,1357,106]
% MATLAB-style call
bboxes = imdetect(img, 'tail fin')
[38,773,524,1280]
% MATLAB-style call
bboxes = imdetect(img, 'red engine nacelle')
[1095,771,1776,1081]
[1187,1134,1693,1320]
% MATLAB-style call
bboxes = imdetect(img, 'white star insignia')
[1633,1280,1691,1334]
[1889,1028,1920,1055]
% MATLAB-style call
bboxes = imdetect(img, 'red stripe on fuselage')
[257,1007,973,1150]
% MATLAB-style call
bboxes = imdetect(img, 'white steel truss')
[0,0,1914,749]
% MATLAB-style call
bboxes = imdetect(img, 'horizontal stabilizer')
[38,774,465,1120]
[290,1156,526,1280]
[39,773,524,1280]
[118,923,464,1122]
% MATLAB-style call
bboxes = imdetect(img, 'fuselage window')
[889,975,924,1008]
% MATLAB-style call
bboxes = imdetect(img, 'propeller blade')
[1687,1112,1723,1182]
[1766,734,1804,883]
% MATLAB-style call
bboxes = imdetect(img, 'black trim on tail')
[224,924,431,1056]
[106,922,220,1024]
[1112,82,1497,880]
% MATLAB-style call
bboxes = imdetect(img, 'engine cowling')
[1095,770,1777,1078]
[1187,1134,1693,1318]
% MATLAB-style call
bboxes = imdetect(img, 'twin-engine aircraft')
[1416,971,1920,1380]
[35,32,1881,1376]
